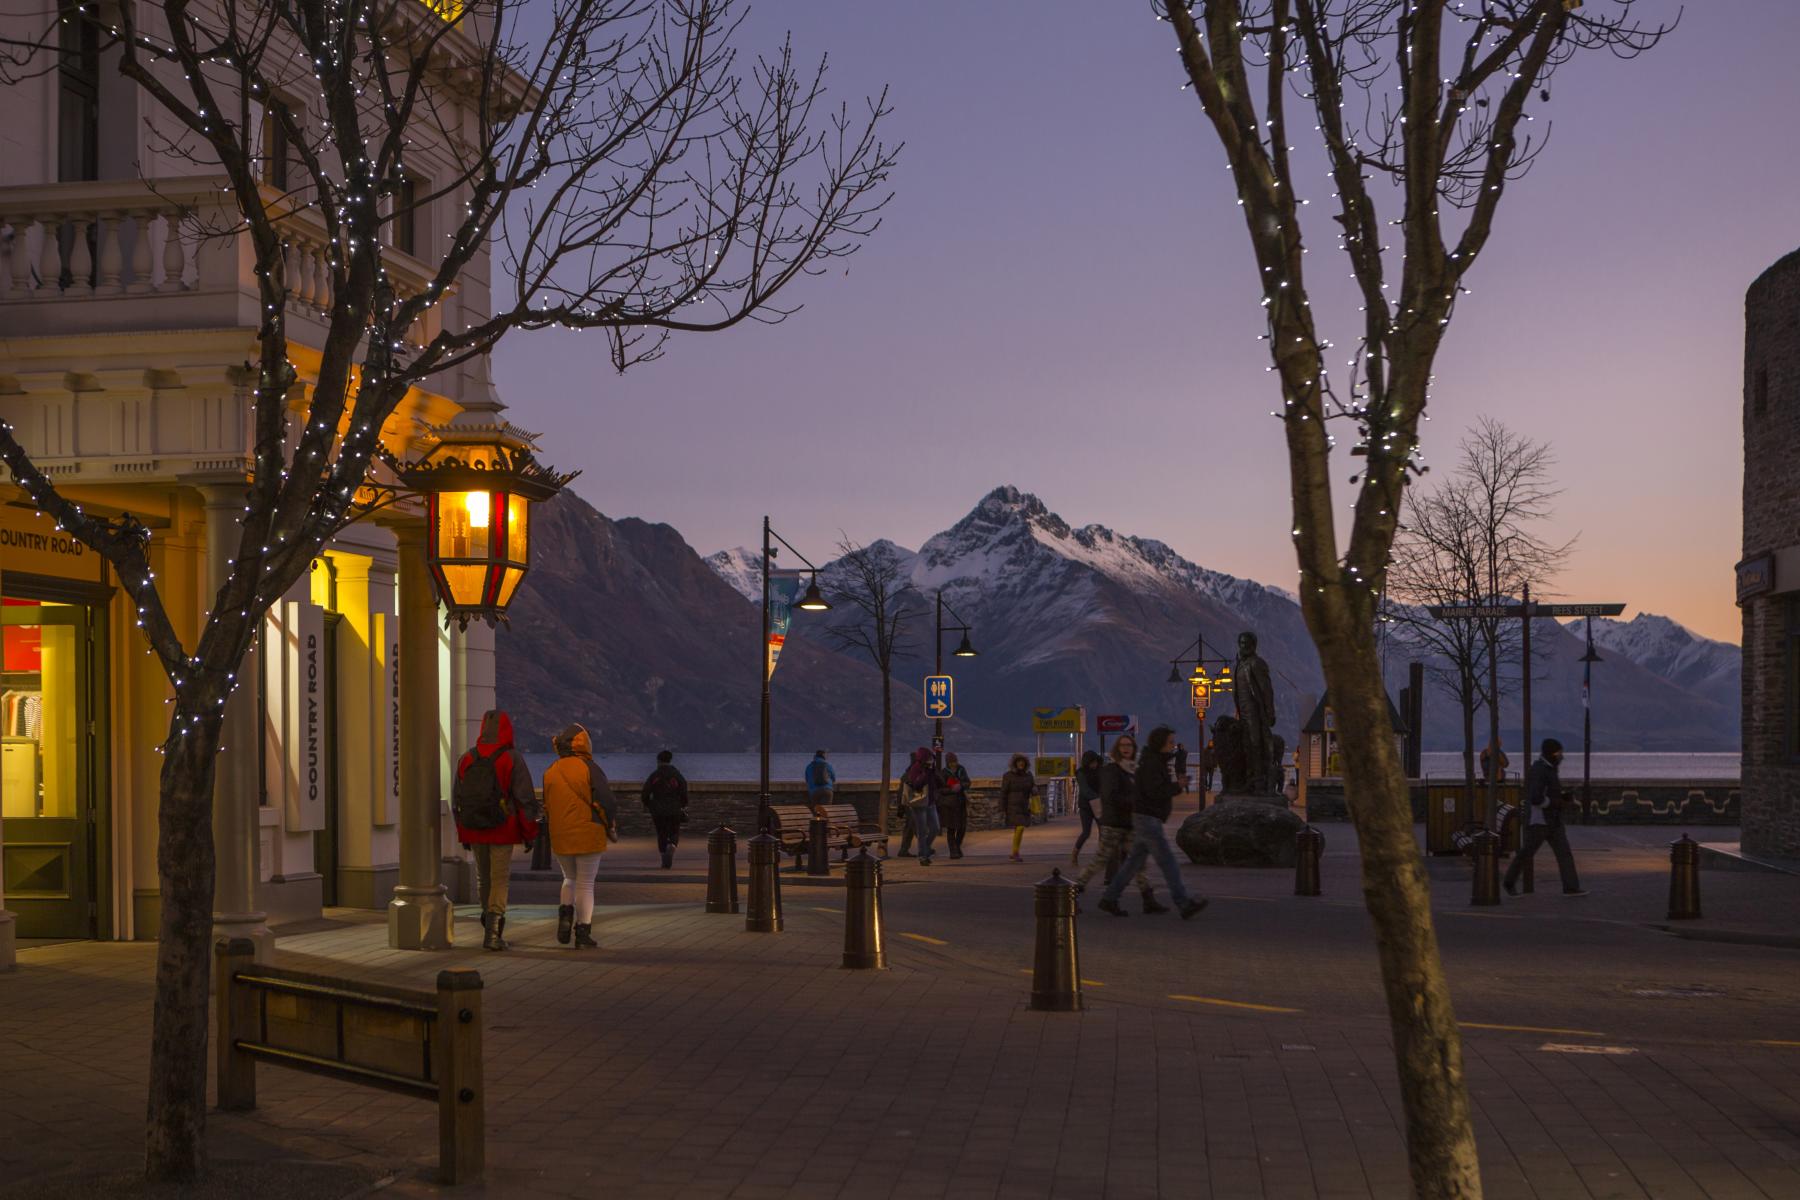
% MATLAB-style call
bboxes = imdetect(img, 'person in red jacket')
[453,710,541,951]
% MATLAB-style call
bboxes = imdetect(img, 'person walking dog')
[1097,726,1207,921]
[451,710,541,952]
[543,723,620,948]
[1505,738,1588,897]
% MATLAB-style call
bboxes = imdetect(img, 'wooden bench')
[817,803,889,859]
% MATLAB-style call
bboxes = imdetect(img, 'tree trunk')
[143,714,223,1183]
[879,668,892,831]
[1313,609,1482,1196]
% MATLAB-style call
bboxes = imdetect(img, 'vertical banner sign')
[373,612,399,827]
[765,575,802,681]
[282,601,326,833]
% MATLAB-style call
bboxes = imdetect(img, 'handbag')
[1029,792,1045,817]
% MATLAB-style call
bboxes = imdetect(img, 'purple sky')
[494,1,1799,645]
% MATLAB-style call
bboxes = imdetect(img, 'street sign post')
[923,675,954,720]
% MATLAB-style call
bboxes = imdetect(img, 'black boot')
[1140,890,1170,915]
[556,904,574,945]
[573,922,597,949]
[481,910,501,951]
[660,847,674,870]
[1097,897,1128,917]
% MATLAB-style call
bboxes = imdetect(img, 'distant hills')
[496,485,1740,753]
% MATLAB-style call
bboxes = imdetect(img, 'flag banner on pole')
[766,575,801,680]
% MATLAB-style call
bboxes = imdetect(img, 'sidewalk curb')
[1648,922,1800,950]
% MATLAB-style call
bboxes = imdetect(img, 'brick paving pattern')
[3,818,1798,1199]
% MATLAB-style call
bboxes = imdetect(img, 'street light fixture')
[1579,617,1603,823]
[934,590,977,766]
[1167,631,1235,793]
[394,415,578,628]
[760,517,831,830]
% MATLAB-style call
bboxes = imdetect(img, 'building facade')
[0,2,512,966]
[1739,248,1800,861]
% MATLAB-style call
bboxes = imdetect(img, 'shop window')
[2,599,79,821]
[260,100,293,191]
[56,1,99,183]
[395,176,423,256]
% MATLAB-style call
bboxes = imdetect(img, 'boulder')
[1177,799,1306,867]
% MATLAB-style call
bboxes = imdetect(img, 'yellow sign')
[1030,706,1084,734]
[1034,756,1073,778]
[1189,678,1212,711]
[0,507,100,582]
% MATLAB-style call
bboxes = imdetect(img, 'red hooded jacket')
[454,710,541,846]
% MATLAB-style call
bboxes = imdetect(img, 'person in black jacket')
[1504,739,1587,896]
[640,750,689,870]
[1097,726,1207,920]
[1073,736,1165,912]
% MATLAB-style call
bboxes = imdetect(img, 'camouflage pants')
[1075,824,1149,892]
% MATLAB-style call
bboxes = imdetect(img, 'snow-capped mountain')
[702,546,762,604]
[806,486,1324,746]
[1581,614,1740,714]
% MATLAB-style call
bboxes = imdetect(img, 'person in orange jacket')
[542,723,619,949]
[452,710,541,951]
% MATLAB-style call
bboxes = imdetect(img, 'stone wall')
[565,779,1015,838]
[1301,779,1740,825]
[1742,248,1800,858]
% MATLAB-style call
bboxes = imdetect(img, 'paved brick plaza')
[3,816,1799,1199]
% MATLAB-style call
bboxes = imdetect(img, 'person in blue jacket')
[805,749,836,805]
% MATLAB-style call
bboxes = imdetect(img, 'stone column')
[387,521,452,949]
[200,485,274,959]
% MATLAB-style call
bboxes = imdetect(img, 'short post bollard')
[842,848,887,969]
[1028,868,1083,1012]
[807,815,831,877]
[1294,825,1324,897]
[1470,830,1501,906]
[1668,833,1702,920]
[746,832,783,933]
[705,826,739,914]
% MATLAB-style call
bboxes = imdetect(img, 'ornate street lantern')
[398,415,577,628]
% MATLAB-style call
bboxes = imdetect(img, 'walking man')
[1097,726,1207,920]
[1505,738,1588,897]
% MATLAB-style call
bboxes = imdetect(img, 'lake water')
[522,750,1740,785]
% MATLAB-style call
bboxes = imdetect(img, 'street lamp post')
[1580,616,1602,824]
[759,516,829,831]
[1167,630,1234,793]
[934,590,977,769]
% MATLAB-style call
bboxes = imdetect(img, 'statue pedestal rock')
[1177,799,1305,867]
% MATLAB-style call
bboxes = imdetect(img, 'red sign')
[1096,714,1137,734]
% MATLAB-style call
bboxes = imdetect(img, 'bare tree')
[1154,2,1666,1194]
[1389,419,1571,799]
[823,539,917,815]
[0,0,894,1182]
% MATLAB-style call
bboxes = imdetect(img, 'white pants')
[556,852,602,923]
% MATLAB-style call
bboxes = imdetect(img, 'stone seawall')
[557,779,1016,838]
[1301,779,1740,825]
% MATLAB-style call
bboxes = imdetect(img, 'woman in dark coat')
[1000,754,1037,862]
[939,752,973,859]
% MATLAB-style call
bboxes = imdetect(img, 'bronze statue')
[1213,714,1249,794]
[1233,631,1278,795]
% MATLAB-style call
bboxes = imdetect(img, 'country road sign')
[1096,714,1137,735]
[924,675,954,719]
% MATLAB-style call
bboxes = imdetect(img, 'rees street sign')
[923,675,954,719]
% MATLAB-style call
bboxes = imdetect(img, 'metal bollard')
[1668,833,1702,920]
[705,826,739,914]
[1294,825,1324,897]
[1028,869,1083,1012]
[807,816,831,877]
[1470,830,1501,906]
[745,832,784,933]
[841,848,887,969]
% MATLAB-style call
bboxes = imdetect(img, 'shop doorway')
[2,595,105,939]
